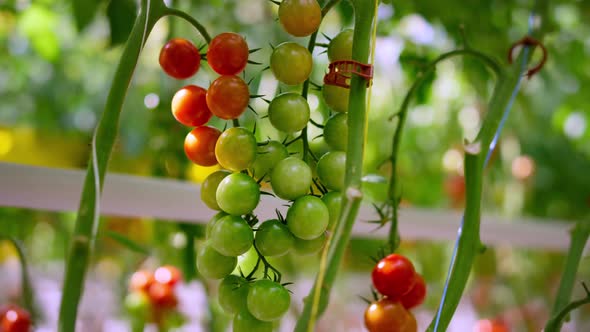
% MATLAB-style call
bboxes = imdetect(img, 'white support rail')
[0,162,585,252]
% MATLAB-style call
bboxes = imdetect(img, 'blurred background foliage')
[0,0,589,331]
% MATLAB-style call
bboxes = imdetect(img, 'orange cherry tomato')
[206,75,250,120]
[0,305,32,332]
[171,85,212,127]
[473,319,510,332]
[159,38,201,79]
[154,265,182,287]
[278,0,321,37]
[364,298,417,332]
[184,126,222,166]
[207,32,249,75]
[400,274,427,309]
[147,282,178,309]
[129,269,155,293]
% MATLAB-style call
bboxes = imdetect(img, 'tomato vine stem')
[165,8,212,43]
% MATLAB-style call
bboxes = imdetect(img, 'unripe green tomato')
[316,151,346,191]
[210,215,254,256]
[215,127,257,172]
[323,113,348,151]
[216,173,260,216]
[250,141,289,181]
[197,242,237,279]
[246,279,291,321]
[124,291,150,319]
[321,191,342,229]
[233,310,273,332]
[206,211,228,238]
[270,42,312,85]
[255,219,295,257]
[322,84,350,113]
[287,195,329,240]
[270,157,312,200]
[268,93,310,133]
[328,29,353,62]
[201,170,231,210]
[218,274,250,314]
[293,232,326,255]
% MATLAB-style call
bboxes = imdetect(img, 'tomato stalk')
[57,0,212,330]
[544,222,590,332]
[295,1,376,331]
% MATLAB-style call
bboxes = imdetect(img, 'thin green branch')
[545,282,590,332]
[165,8,212,43]
[544,222,590,332]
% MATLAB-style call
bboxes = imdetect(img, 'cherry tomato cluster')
[0,305,31,332]
[365,254,427,332]
[124,265,182,323]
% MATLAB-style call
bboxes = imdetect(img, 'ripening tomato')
[364,298,417,332]
[154,265,182,286]
[215,127,257,172]
[473,319,510,332]
[400,274,426,309]
[129,269,154,293]
[201,170,231,210]
[184,126,221,166]
[322,83,349,113]
[270,42,312,85]
[171,85,212,127]
[0,305,31,332]
[207,32,249,75]
[147,282,178,309]
[206,75,250,120]
[372,254,417,299]
[159,38,201,79]
[327,29,353,62]
[278,0,321,37]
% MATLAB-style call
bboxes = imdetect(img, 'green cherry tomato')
[321,191,342,229]
[210,215,254,256]
[218,274,250,314]
[206,211,228,238]
[316,151,346,191]
[216,173,260,216]
[197,242,237,279]
[327,29,354,62]
[323,113,348,151]
[255,219,295,257]
[268,93,310,133]
[293,232,326,255]
[201,170,231,210]
[124,291,150,319]
[215,127,257,172]
[250,141,289,181]
[278,0,321,37]
[322,84,349,113]
[233,310,273,332]
[270,157,312,200]
[247,279,291,321]
[287,195,329,240]
[270,42,312,85]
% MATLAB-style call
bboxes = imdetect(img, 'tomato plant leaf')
[106,0,137,46]
[104,231,150,255]
[72,0,102,31]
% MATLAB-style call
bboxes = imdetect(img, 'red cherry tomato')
[473,319,510,332]
[207,32,249,75]
[154,265,182,286]
[147,282,178,309]
[206,75,250,120]
[0,305,32,332]
[372,254,417,299]
[364,298,417,332]
[400,274,426,309]
[159,38,201,79]
[171,85,212,127]
[129,269,154,293]
[184,126,222,166]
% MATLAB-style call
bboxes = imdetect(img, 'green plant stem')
[387,49,501,250]
[544,222,590,332]
[0,236,39,320]
[165,8,211,43]
[294,1,375,331]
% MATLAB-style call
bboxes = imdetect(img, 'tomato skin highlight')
[278,0,321,37]
[206,75,250,120]
[159,38,201,79]
[364,298,417,332]
[171,85,212,127]
[129,269,155,293]
[184,126,221,166]
[207,32,249,75]
[215,127,257,172]
[400,274,427,309]
[154,265,182,286]
[372,254,417,299]
[0,305,32,332]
